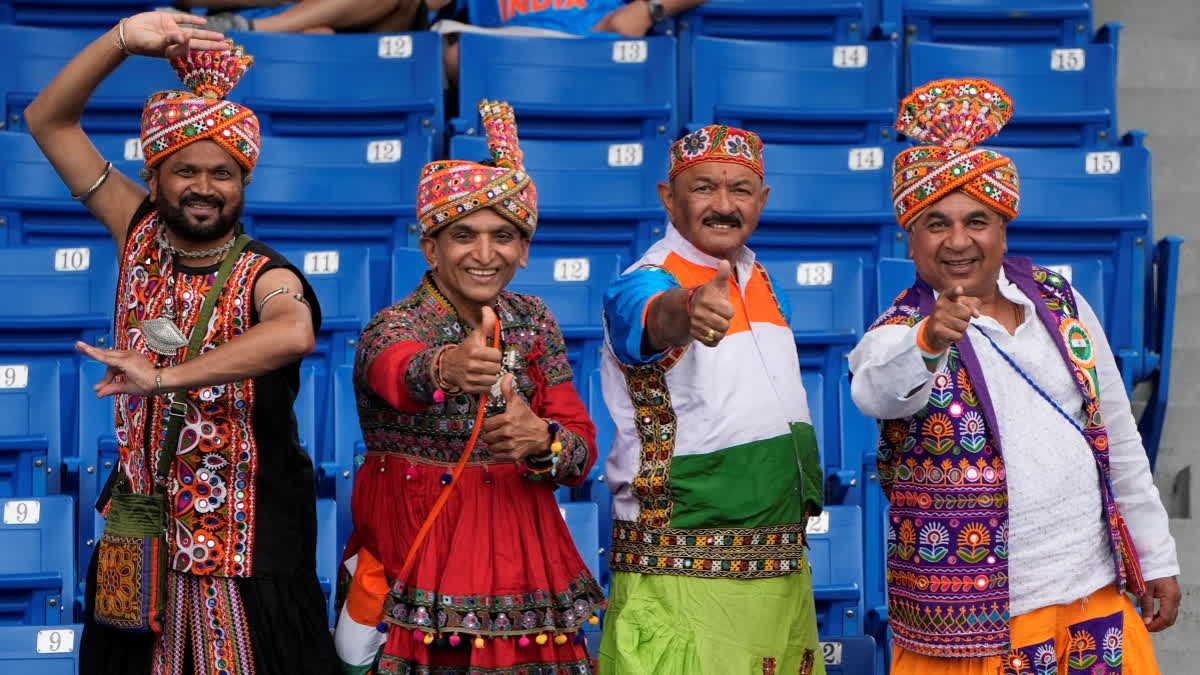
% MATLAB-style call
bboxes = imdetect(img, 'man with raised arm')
[25,12,336,674]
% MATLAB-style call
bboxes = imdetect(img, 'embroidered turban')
[668,124,764,181]
[892,78,1020,230]
[140,41,260,172]
[416,100,537,238]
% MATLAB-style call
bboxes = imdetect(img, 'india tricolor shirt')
[600,225,822,579]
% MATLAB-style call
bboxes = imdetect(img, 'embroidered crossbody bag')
[93,235,249,633]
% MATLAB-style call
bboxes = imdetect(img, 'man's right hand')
[923,286,982,353]
[440,306,503,395]
[689,260,736,347]
[123,11,229,60]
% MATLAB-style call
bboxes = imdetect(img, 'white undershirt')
[849,269,1179,615]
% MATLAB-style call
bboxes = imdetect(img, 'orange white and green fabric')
[140,42,260,172]
[669,124,764,181]
[416,100,537,238]
[334,550,390,675]
[892,78,1019,230]
[597,225,825,674]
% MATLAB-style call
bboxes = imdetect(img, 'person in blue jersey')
[426,0,710,85]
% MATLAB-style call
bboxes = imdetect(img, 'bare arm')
[645,260,734,351]
[425,0,456,10]
[644,288,693,351]
[77,267,315,396]
[23,13,227,248]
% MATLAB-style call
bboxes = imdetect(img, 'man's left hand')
[1140,576,1182,632]
[593,1,653,37]
[76,340,160,397]
[481,374,552,462]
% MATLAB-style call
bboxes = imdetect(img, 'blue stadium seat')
[73,359,112,588]
[680,0,892,42]
[390,247,427,304]
[0,623,83,674]
[245,136,424,311]
[0,133,135,247]
[509,253,623,341]
[315,498,337,627]
[0,2,154,29]
[749,142,906,317]
[557,501,600,582]
[908,24,1119,147]
[294,362,320,465]
[756,253,867,345]
[691,36,898,145]
[0,359,65,499]
[874,256,914,316]
[453,32,678,141]
[0,25,178,135]
[823,635,879,675]
[1140,236,1183,469]
[446,135,665,264]
[808,505,864,637]
[330,365,363,557]
[229,31,443,139]
[0,244,116,353]
[1003,133,1151,383]
[0,496,74,626]
[903,0,1094,45]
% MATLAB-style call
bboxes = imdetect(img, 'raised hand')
[481,374,552,462]
[689,260,736,347]
[76,341,160,397]
[923,285,982,353]
[121,11,229,60]
[440,306,502,395]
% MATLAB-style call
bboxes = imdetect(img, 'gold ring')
[705,328,716,342]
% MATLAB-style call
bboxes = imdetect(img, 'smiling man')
[598,125,825,674]
[333,101,605,675]
[24,11,334,674]
[849,78,1181,675]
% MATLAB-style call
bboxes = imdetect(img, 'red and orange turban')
[891,78,1020,230]
[416,101,537,238]
[140,42,260,172]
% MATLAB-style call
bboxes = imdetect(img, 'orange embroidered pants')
[891,585,1160,675]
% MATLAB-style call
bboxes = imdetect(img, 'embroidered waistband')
[609,520,808,579]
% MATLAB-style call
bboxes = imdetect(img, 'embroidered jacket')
[354,273,594,483]
[870,258,1146,657]
[111,204,320,578]
[601,226,823,580]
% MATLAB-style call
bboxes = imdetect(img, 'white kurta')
[849,268,1179,615]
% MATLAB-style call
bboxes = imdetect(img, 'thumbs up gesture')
[481,373,552,461]
[440,306,503,395]
[689,260,736,347]
[923,285,983,353]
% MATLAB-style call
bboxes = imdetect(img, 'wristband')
[915,318,945,361]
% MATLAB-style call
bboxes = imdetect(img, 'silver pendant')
[141,317,189,356]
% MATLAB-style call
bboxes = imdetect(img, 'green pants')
[598,567,826,675]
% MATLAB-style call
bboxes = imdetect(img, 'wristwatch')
[646,0,666,23]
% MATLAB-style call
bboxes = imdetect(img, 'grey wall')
[1093,1,1200,668]
[1092,0,1198,514]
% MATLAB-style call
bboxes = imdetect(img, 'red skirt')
[343,452,605,674]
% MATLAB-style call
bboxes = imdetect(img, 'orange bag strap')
[396,318,501,582]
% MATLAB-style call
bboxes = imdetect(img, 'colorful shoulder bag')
[92,235,249,633]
